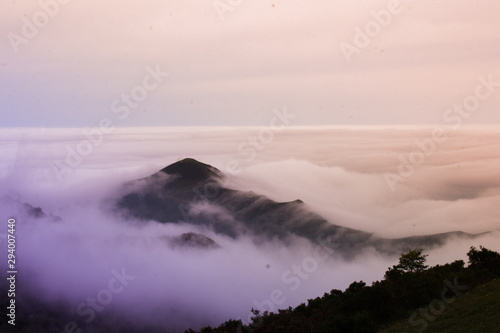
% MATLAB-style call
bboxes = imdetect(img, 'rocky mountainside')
[116,158,482,257]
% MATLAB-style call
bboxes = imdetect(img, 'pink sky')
[1,0,499,126]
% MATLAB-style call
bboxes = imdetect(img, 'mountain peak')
[171,232,220,249]
[160,158,221,181]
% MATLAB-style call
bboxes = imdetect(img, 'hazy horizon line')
[2,124,500,131]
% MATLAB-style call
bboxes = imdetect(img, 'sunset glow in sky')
[1,0,499,127]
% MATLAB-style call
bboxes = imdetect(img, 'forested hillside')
[187,246,500,333]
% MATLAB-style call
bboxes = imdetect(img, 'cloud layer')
[0,126,499,331]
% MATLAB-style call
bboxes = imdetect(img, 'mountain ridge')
[115,158,484,257]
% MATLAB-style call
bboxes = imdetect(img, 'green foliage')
[381,278,500,333]
[188,246,500,333]
[346,280,367,293]
[467,246,500,271]
[383,248,429,284]
[2,247,498,333]
[396,248,429,273]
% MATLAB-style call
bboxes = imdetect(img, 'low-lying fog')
[1,126,499,331]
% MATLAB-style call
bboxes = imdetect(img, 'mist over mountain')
[1,195,62,223]
[168,232,220,250]
[116,158,483,258]
[1,127,500,332]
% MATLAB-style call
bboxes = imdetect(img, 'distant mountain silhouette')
[116,158,483,257]
[161,158,222,181]
[1,196,62,223]
[167,232,220,249]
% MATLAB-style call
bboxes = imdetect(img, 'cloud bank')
[0,126,499,331]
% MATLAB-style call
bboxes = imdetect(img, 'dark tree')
[396,248,429,273]
[467,246,500,275]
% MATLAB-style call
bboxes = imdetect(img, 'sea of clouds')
[0,126,499,331]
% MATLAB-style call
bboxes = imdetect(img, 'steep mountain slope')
[116,158,481,257]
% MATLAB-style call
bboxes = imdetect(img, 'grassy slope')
[380,278,500,333]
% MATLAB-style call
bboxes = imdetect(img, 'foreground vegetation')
[1,246,498,332]
[381,278,500,333]
[187,246,500,333]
